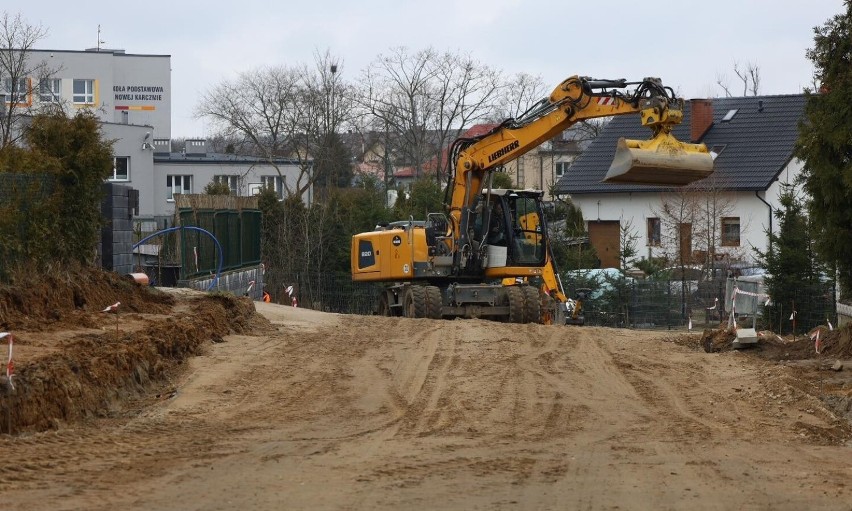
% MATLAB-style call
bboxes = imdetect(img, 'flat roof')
[30,48,170,58]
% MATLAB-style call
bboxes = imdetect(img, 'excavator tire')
[507,285,526,324]
[377,293,391,316]
[404,286,425,318]
[424,286,443,319]
[522,285,542,324]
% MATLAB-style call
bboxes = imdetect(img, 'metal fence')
[561,275,836,332]
[276,272,836,332]
[273,272,381,315]
[177,208,262,279]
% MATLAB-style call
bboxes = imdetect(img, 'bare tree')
[196,51,352,197]
[355,47,503,183]
[716,61,761,97]
[654,182,746,274]
[297,50,355,189]
[489,72,546,121]
[195,65,309,196]
[690,176,744,271]
[356,47,440,180]
[654,188,698,269]
[430,49,503,181]
[0,12,49,147]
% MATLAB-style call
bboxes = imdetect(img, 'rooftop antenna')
[97,25,105,51]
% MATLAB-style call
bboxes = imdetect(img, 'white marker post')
[101,302,121,334]
[0,332,13,390]
[0,332,14,434]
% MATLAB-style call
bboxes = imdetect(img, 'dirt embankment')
[0,269,258,434]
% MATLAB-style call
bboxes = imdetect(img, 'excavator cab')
[603,98,714,186]
[476,190,547,270]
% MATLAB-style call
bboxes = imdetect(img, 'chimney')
[153,138,171,156]
[690,99,714,143]
[185,139,207,157]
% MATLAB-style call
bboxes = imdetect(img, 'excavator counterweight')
[604,132,715,186]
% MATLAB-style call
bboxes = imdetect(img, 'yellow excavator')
[351,75,713,322]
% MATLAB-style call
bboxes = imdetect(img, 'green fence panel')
[178,207,262,279]
[241,210,262,265]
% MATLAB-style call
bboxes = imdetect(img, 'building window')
[647,217,661,246]
[3,77,28,104]
[721,217,740,246]
[166,175,192,201]
[214,175,239,194]
[111,157,130,181]
[73,79,94,104]
[39,78,61,103]
[261,175,285,199]
[555,161,570,177]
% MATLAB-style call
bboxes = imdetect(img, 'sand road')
[1,302,850,510]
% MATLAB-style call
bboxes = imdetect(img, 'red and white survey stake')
[286,285,298,307]
[811,329,822,354]
[101,301,121,313]
[0,332,14,390]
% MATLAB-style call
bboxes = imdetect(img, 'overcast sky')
[17,0,846,137]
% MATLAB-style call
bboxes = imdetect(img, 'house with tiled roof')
[553,94,807,269]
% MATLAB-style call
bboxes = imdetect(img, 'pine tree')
[755,185,825,333]
[796,2,852,295]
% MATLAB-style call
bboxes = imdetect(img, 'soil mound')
[0,268,174,331]
[0,269,260,434]
[698,324,852,360]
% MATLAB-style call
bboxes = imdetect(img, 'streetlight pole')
[329,63,337,187]
[330,64,337,134]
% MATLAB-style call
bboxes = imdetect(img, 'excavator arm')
[443,76,712,270]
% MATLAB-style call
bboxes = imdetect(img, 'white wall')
[28,50,171,139]
[101,123,156,214]
[569,158,803,267]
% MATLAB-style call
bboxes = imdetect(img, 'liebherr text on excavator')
[351,75,714,323]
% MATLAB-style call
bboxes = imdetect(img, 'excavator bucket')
[604,132,714,186]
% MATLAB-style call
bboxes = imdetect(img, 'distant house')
[554,95,807,269]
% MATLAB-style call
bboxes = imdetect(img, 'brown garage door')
[588,220,620,269]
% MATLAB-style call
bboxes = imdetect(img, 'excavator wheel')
[506,286,526,323]
[377,293,391,316]
[424,286,443,319]
[404,286,424,318]
[522,286,542,324]
[403,286,442,319]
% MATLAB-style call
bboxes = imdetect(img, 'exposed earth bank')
[0,271,851,510]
